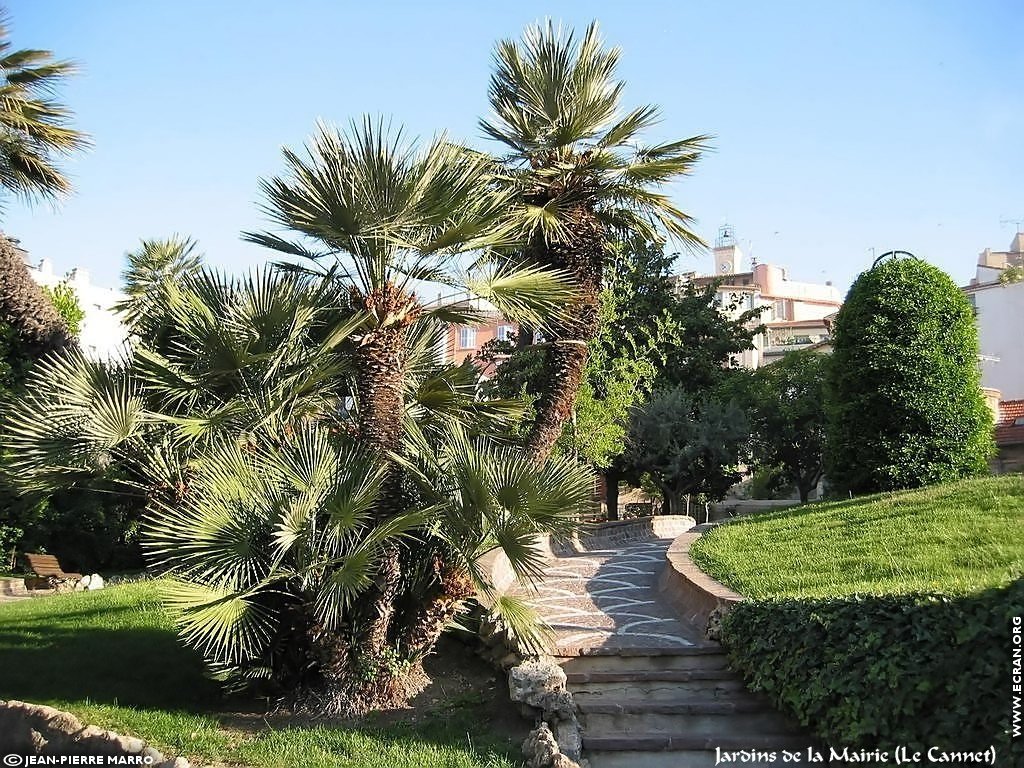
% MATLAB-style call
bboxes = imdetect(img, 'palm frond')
[465,261,576,330]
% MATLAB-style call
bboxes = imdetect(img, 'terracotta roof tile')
[996,401,1024,445]
[998,400,1024,426]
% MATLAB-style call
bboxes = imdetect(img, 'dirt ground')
[218,635,531,745]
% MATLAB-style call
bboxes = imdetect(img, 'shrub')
[825,257,993,495]
[721,581,1024,758]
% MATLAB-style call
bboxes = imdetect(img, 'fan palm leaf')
[482,20,710,460]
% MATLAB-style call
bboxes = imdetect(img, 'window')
[497,325,515,342]
[458,326,477,349]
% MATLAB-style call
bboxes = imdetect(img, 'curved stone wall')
[657,530,744,635]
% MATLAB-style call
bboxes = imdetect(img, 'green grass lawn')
[0,581,522,768]
[691,474,1024,599]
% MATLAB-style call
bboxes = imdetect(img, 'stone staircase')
[559,647,809,768]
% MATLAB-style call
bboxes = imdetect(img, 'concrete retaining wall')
[658,531,744,635]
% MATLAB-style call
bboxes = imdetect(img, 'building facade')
[26,258,129,361]
[963,233,1024,401]
[677,226,843,369]
[430,296,518,378]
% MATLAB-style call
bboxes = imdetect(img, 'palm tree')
[0,11,89,354]
[1,255,590,715]
[482,20,710,460]
[245,118,575,669]
[247,117,570,459]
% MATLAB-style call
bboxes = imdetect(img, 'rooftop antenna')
[1000,217,1024,233]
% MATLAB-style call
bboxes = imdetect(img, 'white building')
[677,225,844,368]
[964,233,1024,401]
[26,258,129,361]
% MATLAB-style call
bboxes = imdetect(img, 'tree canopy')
[825,257,993,494]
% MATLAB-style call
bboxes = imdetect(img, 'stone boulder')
[509,658,574,720]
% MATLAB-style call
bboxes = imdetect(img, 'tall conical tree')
[483,20,709,461]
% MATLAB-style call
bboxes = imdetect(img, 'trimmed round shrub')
[825,257,992,495]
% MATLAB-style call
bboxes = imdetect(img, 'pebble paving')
[514,537,703,653]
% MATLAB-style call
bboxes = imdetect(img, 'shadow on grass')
[0,622,220,710]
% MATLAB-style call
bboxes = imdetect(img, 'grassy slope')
[0,581,519,768]
[690,475,1024,599]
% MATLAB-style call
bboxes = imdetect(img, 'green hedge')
[825,257,992,495]
[721,580,1023,759]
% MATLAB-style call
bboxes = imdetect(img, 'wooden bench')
[24,553,83,590]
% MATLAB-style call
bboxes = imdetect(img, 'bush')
[0,482,145,574]
[721,581,1024,758]
[825,257,992,495]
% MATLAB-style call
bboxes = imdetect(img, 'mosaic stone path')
[515,537,705,653]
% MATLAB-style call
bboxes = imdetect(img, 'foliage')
[0,11,90,206]
[0,236,73,357]
[0,582,521,768]
[739,350,828,503]
[720,582,1023,759]
[658,281,764,393]
[1,256,590,712]
[626,387,748,512]
[482,21,709,459]
[825,257,993,495]
[41,281,85,337]
[998,263,1024,284]
[745,465,793,500]
[483,21,709,248]
[689,474,1024,599]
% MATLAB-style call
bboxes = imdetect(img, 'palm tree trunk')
[0,236,73,357]
[525,206,605,463]
[352,322,407,660]
[399,557,476,661]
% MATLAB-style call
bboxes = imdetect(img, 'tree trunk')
[0,235,73,357]
[398,557,476,661]
[524,206,605,463]
[348,284,417,673]
[604,468,621,521]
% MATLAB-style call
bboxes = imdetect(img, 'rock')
[706,605,725,642]
[521,722,584,768]
[509,658,567,709]
[29,729,47,752]
[511,657,577,720]
[142,746,165,763]
[81,574,105,591]
[120,736,146,754]
[522,723,559,768]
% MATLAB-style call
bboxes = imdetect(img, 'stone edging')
[0,700,190,767]
[657,530,744,638]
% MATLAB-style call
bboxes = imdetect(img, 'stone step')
[586,747,790,768]
[582,707,795,738]
[571,678,748,704]
[558,647,729,675]
[566,667,737,685]
[578,697,768,715]
[583,732,808,754]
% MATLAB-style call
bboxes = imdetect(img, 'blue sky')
[4,0,1022,295]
